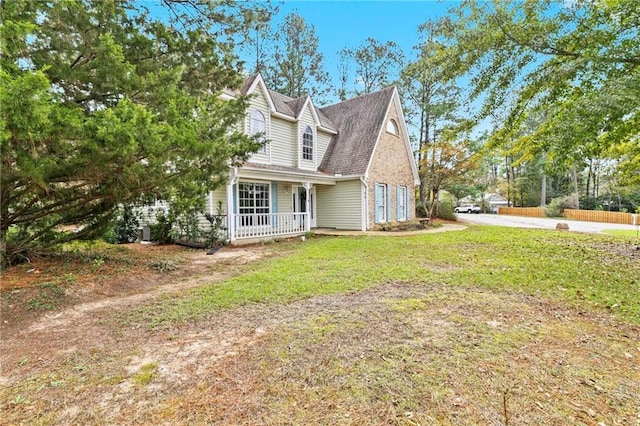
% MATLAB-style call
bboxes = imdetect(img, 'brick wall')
[366,103,415,227]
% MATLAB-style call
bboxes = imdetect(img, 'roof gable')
[367,88,420,184]
[319,87,395,176]
[244,74,276,112]
[231,76,416,181]
[285,95,308,117]
[232,74,337,132]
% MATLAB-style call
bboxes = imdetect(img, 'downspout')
[361,176,369,231]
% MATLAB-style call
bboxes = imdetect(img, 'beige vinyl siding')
[316,180,362,230]
[136,200,170,225]
[270,116,296,167]
[138,201,212,231]
[246,87,271,164]
[186,188,230,231]
[317,131,332,165]
[298,104,317,170]
[277,182,294,213]
[208,186,228,216]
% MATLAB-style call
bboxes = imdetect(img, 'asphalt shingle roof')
[267,89,295,116]
[318,87,396,176]
[234,74,396,177]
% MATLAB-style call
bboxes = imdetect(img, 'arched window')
[250,110,267,153]
[386,119,399,136]
[302,126,313,161]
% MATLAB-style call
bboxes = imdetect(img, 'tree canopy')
[0,0,261,266]
[263,12,330,100]
[338,38,404,98]
[445,0,640,184]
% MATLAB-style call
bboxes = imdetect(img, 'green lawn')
[6,225,640,425]
[602,228,640,238]
[149,226,640,326]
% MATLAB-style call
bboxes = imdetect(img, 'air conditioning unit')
[141,226,151,242]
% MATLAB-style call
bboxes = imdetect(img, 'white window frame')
[302,126,313,161]
[375,183,387,223]
[398,186,407,221]
[386,119,399,136]
[250,110,267,154]
[237,181,270,226]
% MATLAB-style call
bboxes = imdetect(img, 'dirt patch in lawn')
[0,243,278,337]
[2,274,639,425]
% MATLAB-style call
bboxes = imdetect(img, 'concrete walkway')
[313,223,466,237]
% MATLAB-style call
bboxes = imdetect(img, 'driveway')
[457,213,639,234]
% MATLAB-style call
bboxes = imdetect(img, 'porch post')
[227,168,239,242]
[303,182,312,232]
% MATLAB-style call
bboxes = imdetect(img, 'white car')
[455,204,481,214]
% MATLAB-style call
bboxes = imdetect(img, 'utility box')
[142,226,151,242]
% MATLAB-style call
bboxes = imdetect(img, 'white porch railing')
[230,212,310,240]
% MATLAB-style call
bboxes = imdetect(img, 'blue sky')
[145,0,459,93]
[145,0,478,130]
[270,1,456,89]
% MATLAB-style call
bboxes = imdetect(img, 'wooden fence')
[497,207,546,217]
[498,206,637,225]
[563,209,635,225]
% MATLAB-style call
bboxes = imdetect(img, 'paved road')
[456,213,639,234]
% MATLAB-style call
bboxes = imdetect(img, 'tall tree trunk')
[418,87,432,215]
[572,164,580,209]
[0,186,9,268]
[593,164,598,198]
[418,92,428,214]
[586,159,592,201]
[506,156,511,207]
[427,188,439,220]
[539,151,547,207]
[0,229,6,270]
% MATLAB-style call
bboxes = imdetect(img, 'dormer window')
[302,126,313,161]
[250,109,267,153]
[386,119,399,136]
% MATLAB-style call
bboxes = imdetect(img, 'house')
[459,192,510,214]
[142,74,420,243]
[484,193,510,213]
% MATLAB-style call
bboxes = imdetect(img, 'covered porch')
[223,166,343,242]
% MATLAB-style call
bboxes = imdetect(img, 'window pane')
[251,110,267,153]
[303,126,313,161]
[386,120,398,135]
[375,184,387,223]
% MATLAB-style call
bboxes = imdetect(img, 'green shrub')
[109,205,139,244]
[434,200,457,221]
[174,209,201,243]
[545,196,575,218]
[202,201,227,248]
[150,211,175,244]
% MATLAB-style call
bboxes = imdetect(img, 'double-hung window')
[375,183,387,223]
[238,182,270,226]
[302,126,313,161]
[397,186,407,221]
[250,110,267,153]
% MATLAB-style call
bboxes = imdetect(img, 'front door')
[293,186,316,228]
